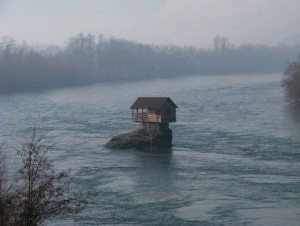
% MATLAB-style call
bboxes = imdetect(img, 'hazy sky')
[1,0,300,47]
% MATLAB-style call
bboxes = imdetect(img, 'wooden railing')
[132,113,148,122]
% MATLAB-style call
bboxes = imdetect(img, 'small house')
[130,97,178,130]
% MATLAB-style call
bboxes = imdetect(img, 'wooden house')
[130,97,178,130]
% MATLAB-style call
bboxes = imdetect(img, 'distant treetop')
[282,55,300,105]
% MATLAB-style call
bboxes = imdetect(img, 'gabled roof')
[130,97,178,110]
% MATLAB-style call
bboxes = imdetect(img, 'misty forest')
[0,33,299,94]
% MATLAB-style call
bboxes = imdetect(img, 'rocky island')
[105,97,178,149]
[105,127,173,149]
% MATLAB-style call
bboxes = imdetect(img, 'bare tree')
[0,126,86,226]
[0,153,10,225]
[213,35,233,56]
[0,33,299,94]
[282,55,300,105]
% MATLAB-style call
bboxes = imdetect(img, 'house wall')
[132,110,161,123]
[160,102,176,123]
[131,101,176,123]
[148,110,161,123]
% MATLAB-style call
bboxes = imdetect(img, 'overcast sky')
[1,0,300,47]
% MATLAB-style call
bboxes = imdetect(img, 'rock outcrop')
[105,127,173,149]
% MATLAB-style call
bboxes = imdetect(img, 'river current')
[0,74,299,225]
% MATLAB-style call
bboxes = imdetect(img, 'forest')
[0,33,299,94]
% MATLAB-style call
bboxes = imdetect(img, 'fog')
[1,0,300,94]
[0,33,298,94]
[1,2,300,225]
[1,0,300,47]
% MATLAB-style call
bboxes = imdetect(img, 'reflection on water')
[285,104,300,125]
[132,151,176,204]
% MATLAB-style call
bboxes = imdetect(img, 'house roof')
[130,97,178,110]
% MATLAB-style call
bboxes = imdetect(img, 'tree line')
[0,33,299,94]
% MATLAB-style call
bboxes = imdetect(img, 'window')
[167,109,171,115]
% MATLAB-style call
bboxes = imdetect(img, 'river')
[0,73,299,225]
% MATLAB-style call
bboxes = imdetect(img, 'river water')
[0,74,299,225]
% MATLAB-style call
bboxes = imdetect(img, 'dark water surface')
[1,74,299,225]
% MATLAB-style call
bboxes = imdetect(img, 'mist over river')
[0,74,299,225]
